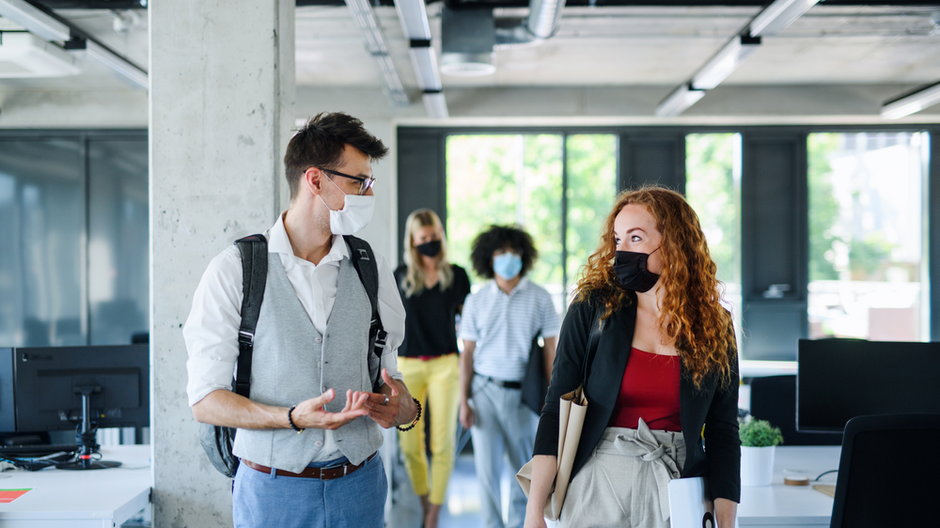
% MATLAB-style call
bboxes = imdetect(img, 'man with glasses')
[185,112,418,528]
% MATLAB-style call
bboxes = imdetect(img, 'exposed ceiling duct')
[441,0,568,76]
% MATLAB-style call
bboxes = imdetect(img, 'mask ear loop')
[317,172,347,212]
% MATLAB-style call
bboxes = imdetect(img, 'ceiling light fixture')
[0,32,79,77]
[84,39,146,88]
[881,81,940,119]
[422,91,448,119]
[0,0,70,42]
[656,0,819,117]
[655,84,706,117]
[394,0,448,118]
[691,34,761,90]
[748,0,821,38]
[0,0,148,89]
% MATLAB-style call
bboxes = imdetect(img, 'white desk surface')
[0,445,151,528]
[738,446,841,527]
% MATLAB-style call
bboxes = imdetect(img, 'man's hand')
[360,368,415,429]
[459,400,474,429]
[291,388,369,430]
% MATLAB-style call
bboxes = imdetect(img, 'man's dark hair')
[283,112,389,199]
[470,224,538,279]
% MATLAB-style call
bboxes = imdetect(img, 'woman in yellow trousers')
[394,209,471,528]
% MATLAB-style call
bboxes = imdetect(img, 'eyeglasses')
[317,167,375,195]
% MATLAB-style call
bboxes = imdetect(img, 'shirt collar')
[267,212,349,266]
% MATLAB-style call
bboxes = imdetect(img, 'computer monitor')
[0,345,149,467]
[797,338,940,433]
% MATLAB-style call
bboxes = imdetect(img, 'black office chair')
[749,375,842,446]
[830,413,940,528]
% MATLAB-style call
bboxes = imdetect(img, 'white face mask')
[318,176,375,235]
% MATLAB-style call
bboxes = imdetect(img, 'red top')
[609,347,682,432]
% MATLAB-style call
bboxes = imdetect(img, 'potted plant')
[739,417,784,486]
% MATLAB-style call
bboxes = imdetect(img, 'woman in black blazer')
[524,187,740,528]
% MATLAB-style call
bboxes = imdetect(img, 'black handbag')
[520,334,547,415]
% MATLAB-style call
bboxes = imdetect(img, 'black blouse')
[393,264,471,358]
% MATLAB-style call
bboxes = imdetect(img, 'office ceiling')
[1,1,939,113]
[296,3,940,88]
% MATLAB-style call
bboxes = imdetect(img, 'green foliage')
[848,233,895,279]
[685,134,741,287]
[739,418,784,447]
[807,134,842,281]
[445,134,615,299]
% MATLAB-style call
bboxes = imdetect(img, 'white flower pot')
[741,445,776,486]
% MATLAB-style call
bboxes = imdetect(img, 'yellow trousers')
[397,354,460,505]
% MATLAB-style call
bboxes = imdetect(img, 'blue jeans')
[233,454,387,528]
[470,376,538,528]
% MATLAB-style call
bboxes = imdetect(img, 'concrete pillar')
[149,1,294,525]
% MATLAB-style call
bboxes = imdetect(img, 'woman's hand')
[523,508,548,528]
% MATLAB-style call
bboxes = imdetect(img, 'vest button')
[315,440,323,447]
[315,337,322,343]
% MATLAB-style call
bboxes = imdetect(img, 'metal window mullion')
[561,133,569,301]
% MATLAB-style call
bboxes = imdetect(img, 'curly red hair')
[574,186,736,388]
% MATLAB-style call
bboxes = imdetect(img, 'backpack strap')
[234,234,268,398]
[343,234,386,392]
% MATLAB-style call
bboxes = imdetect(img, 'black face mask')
[613,247,660,292]
[416,240,442,257]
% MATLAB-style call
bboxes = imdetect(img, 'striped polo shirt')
[459,278,560,381]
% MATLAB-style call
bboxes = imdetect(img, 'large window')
[685,133,742,334]
[401,126,938,360]
[807,131,929,341]
[445,134,616,310]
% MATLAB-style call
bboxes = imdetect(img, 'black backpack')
[199,233,387,478]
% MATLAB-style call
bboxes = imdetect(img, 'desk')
[738,446,841,527]
[0,445,151,528]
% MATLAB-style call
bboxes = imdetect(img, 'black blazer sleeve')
[533,300,594,456]
[704,348,741,502]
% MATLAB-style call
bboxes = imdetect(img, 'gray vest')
[231,253,383,473]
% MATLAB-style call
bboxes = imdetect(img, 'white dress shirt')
[184,214,405,460]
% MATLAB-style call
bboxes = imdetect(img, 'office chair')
[749,375,842,446]
[830,413,940,528]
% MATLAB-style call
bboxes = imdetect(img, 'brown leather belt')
[241,452,376,480]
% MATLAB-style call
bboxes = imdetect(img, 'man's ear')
[303,167,322,196]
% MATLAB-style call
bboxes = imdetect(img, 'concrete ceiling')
[1,3,938,115]
[296,4,940,89]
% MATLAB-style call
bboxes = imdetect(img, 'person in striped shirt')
[459,225,560,528]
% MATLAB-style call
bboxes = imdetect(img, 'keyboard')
[0,444,77,458]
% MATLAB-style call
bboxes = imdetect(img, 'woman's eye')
[614,237,621,245]
[631,235,641,243]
